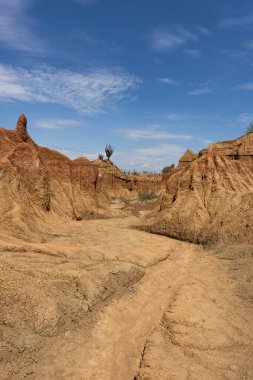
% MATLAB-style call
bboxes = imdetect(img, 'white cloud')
[132,144,185,156]
[188,86,213,96]
[163,112,202,123]
[158,77,180,85]
[33,119,81,130]
[114,144,186,171]
[184,49,201,58]
[0,0,46,53]
[150,25,197,51]
[219,13,253,29]
[233,82,253,90]
[115,124,192,141]
[0,64,140,114]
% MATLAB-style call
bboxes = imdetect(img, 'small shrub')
[120,196,130,205]
[246,122,253,134]
[162,164,175,174]
[138,192,158,201]
[98,153,104,160]
[105,144,114,160]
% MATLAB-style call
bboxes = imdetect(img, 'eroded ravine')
[0,205,252,379]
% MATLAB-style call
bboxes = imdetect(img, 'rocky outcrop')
[178,149,198,168]
[16,113,30,142]
[141,133,253,245]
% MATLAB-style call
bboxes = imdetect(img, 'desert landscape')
[0,115,252,379]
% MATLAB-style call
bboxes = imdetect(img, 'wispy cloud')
[220,49,250,60]
[237,113,253,123]
[220,39,253,60]
[33,119,81,130]
[219,13,253,29]
[195,25,212,35]
[0,64,140,114]
[0,0,46,53]
[189,87,213,96]
[244,40,253,50]
[115,124,192,141]
[150,25,197,51]
[114,144,186,171]
[132,144,186,156]
[228,113,253,129]
[158,77,180,85]
[163,112,201,123]
[184,49,201,58]
[188,82,214,96]
[163,113,182,122]
[233,82,253,90]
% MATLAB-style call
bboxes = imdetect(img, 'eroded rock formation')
[0,115,164,239]
[0,115,110,239]
[178,149,198,168]
[141,133,253,245]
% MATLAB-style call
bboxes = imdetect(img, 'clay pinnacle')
[16,113,28,141]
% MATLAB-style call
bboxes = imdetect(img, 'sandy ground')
[0,202,252,379]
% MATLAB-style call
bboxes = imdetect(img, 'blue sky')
[0,0,252,171]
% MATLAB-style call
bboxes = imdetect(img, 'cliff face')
[141,133,253,245]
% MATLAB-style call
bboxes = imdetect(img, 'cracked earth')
[0,203,252,379]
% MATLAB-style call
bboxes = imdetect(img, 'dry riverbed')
[0,202,252,379]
